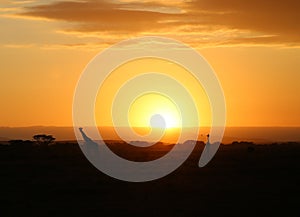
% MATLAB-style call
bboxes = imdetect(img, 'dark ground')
[0,141,299,217]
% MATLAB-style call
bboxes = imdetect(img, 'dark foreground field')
[0,141,299,217]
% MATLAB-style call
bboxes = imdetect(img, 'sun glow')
[129,93,181,129]
[95,57,212,131]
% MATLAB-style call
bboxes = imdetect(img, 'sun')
[128,93,181,129]
[95,57,212,129]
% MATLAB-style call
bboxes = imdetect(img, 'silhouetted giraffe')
[79,127,99,155]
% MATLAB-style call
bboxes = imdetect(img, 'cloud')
[40,42,113,50]
[11,0,36,4]
[18,1,183,32]
[14,0,300,47]
[3,43,35,48]
[186,0,300,45]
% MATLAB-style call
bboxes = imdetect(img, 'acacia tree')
[33,134,55,146]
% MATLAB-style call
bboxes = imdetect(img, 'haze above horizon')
[1,0,299,127]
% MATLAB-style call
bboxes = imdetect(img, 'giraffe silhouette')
[79,127,99,155]
[206,134,211,146]
[198,133,221,167]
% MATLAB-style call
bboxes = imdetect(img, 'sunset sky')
[1,0,300,127]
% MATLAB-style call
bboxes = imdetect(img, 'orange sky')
[0,0,300,127]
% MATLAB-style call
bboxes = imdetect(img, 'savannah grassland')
[1,140,299,217]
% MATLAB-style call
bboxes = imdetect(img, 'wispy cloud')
[186,0,300,45]
[9,0,300,47]
[3,43,35,48]
[40,42,111,51]
[10,0,36,5]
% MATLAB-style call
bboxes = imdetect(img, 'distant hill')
[0,126,75,141]
[0,136,10,141]
[0,126,299,143]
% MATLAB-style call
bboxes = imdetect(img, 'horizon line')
[1,125,300,128]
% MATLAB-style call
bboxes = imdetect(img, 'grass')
[0,141,299,217]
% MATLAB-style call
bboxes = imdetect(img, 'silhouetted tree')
[33,134,55,146]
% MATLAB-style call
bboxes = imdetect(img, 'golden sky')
[0,0,300,127]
